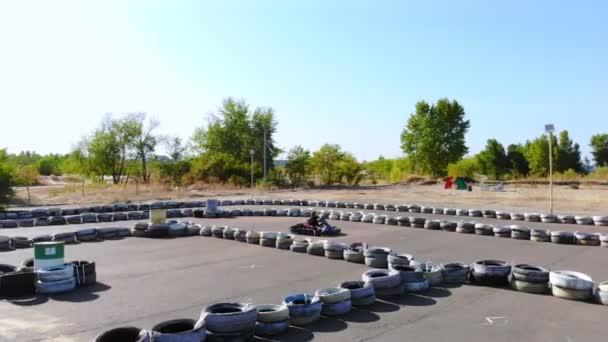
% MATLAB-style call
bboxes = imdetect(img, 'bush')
[447,157,481,178]
[586,166,608,180]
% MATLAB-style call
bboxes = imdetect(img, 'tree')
[400,99,470,177]
[285,146,311,187]
[524,134,558,177]
[129,113,159,183]
[0,149,15,205]
[590,134,608,167]
[477,139,510,180]
[165,136,187,162]
[16,165,39,202]
[336,153,362,185]
[311,144,345,185]
[506,144,530,178]
[158,160,191,190]
[190,98,280,185]
[556,130,582,173]
[447,157,481,178]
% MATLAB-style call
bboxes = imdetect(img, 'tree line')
[2,97,608,205]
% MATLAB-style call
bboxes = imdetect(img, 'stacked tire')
[283,294,322,326]
[442,263,470,285]
[275,234,294,250]
[306,240,325,256]
[392,265,429,293]
[138,319,206,342]
[550,271,594,301]
[260,232,277,247]
[0,264,37,298]
[364,247,391,268]
[254,304,290,336]
[72,260,96,287]
[510,264,549,294]
[316,287,352,316]
[362,269,403,299]
[339,281,376,306]
[202,302,257,339]
[37,264,76,294]
[470,260,511,286]
[343,243,365,263]
[596,281,608,305]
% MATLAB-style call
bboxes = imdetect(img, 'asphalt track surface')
[1,211,607,342]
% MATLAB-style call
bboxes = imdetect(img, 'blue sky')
[0,0,606,161]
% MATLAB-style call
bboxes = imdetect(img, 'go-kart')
[290,221,341,236]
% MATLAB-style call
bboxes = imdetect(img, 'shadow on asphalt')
[254,326,314,342]
[424,286,452,298]
[5,295,49,306]
[341,307,380,323]
[49,281,112,303]
[383,293,437,307]
[365,300,400,313]
[441,283,464,289]
[307,316,348,333]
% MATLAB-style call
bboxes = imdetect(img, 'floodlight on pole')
[545,124,555,215]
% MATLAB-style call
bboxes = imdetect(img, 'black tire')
[0,264,17,274]
[0,271,37,297]
[95,327,142,342]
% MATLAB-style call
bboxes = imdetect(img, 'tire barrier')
[510,264,549,294]
[549,271,594,301]
[424,219,440,230]
[470,209,483,217]
[530,229,550,242]
[283,294,322,326]
[456,209,469,217]
[202,303,257,338]
[510,226,530,240]
[254,304,290,336]
[138,319,206,342]
[593,216,608,226]
[95,327,142,342]
[339,281,376,306]
[306,240,325,256]
[496,211,511,220]
[597,281,608,305]
[276,234,294,250]
[455,222,474,234]
[474,224,493,236]
[364,247,391,268]
[290,238,309,253]
[440,221,457,232]
[419,262,443,285]
[470,260,511,286]
[574,232,600,246]
[316,287,352,316]
[558,215,576,224]
[550,231,575,245]
[0,270,37,297]
[575,216,594,225]
[387,253,414,269]
[260,232,278,248]
[524,213,541,222]
[442,263,470,285]
[12,236,33,248]
[71,260,96,287]
[541,214,558,224]
[343,243,365,263]
[323,241,347,259]
[407,216,424,228]
[396,216,410,226]
[362,269,403,299]
[421,206,433,214]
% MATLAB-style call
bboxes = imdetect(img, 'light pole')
[545,124,555,215]
[250,149,255,198]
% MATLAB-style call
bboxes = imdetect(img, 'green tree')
[36,155,62,176]
[285,145,311,187]
[524,134,558,177]
[590,133,608,167]
[311,144,345,185]
[556,130,582,173]
[447,157,481,178]
[16,165,39,202]
[190,98,280,185]
[0,149,15,205]
[400,99,470,177]
[336,153,362,185]
[129,113,159,183]
[506,144,530,178]
[477,139,510,180]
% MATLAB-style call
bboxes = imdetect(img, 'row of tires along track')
[1,198,608,227]
[0,259,97,298]
[2,205,606,252]
[98,221,608,341]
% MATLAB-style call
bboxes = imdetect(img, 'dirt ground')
[11,182,608,216]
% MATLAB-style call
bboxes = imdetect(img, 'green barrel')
[34,241,65,271]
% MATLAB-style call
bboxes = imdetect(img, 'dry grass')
[12,182,608,215]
